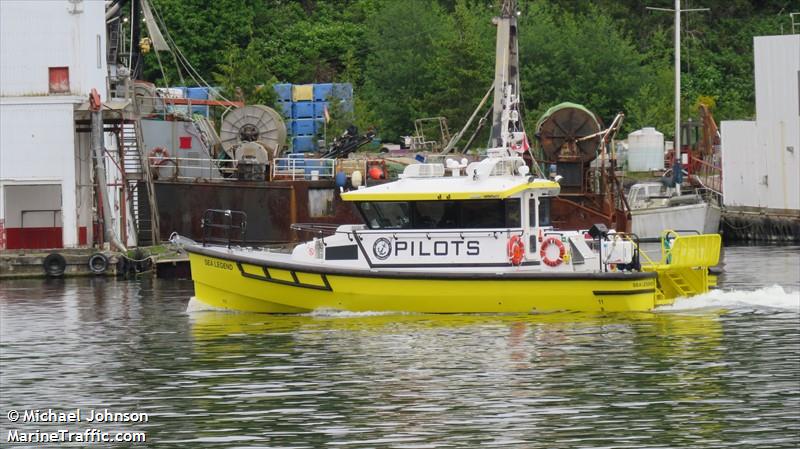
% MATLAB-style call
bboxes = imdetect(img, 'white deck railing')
[146,156,370,182]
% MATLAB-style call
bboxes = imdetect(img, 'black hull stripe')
[188,244,657,282]
[236,262,333,291]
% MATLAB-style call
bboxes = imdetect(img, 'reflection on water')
[1,247,799,448]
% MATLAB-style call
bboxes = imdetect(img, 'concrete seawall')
[721,208,800,243]
[0,249,120,279]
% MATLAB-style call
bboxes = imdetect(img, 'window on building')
[48,67,70,94]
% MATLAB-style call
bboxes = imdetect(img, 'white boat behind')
[628,182,721,239]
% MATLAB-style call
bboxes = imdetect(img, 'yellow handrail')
[657,230,721,268]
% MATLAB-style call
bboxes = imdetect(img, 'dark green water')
[1,245,798,448]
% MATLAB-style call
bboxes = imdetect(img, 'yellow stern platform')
[641,232,722,306]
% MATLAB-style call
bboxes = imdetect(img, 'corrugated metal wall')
[722,35,800,212]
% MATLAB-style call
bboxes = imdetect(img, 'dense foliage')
[142,0,795,142]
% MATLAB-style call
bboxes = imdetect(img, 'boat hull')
[632,202,721,239]
[187,251,660,314]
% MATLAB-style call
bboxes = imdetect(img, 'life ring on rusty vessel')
[540,236,565,267]
[43,253,67,277]
[507,235,525,266]
[148,147,169,165]
[88,253,109,274]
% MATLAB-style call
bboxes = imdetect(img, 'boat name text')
[204,258,233,270]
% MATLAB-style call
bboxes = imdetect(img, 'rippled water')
[1,245,798,448]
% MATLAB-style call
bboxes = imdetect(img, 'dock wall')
[721,207,800,243]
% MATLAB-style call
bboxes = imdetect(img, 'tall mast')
[489,0,520,148]
[674,0,680,156]
[647,1,708,158]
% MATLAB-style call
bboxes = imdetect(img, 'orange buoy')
[540,236,565,267]
[368,166,383,180]
[507,235,525,266]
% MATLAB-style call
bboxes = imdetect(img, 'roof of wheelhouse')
[341,156,560,202]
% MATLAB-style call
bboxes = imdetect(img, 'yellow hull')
[187,252,663,313]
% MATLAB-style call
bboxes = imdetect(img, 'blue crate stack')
[274,82,354,153]
[186,87,209,117]
[275,84,293,157]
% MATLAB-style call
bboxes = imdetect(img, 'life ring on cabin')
[43,253,67,277]
[148,147,169,165]
[507,235,525,266]
[540,236,565,267]
[88,253,109,274]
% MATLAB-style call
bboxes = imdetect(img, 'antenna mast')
[647,0,709,161]
[488,0,520,148]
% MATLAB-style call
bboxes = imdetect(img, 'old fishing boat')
[628,182,722,240]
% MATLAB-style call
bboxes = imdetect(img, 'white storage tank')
[627,127,665,172]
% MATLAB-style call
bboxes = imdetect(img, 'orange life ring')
[507,235,525,266]
[540,236,565,267]
[149,147,169,165]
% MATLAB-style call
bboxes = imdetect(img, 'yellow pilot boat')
[177,147,721,314]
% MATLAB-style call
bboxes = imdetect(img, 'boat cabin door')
[524,192,553,261]
[524,192,539,260]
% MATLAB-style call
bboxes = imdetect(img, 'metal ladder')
[665,271,693,298]
[120,120,160,246]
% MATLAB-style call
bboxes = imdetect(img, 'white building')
[0,0,107,249]
[721,35,800,214]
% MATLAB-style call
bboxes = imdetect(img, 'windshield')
[357,200,520,229]
[358,202,411,229]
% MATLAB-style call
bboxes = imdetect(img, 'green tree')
[212,43,277,106]
[624,67,675,136]
[428,0,496,132]
[361,0,453,140]
[144,0,255,86]
[132,0,793,146]
[518,1,646,129]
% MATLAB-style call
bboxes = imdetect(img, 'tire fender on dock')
[43,253,67,277]
[88,253,109,275]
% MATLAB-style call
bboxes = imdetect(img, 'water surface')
[1,245,798,448]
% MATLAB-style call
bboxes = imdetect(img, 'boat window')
[358,199,520,229]
[506,199,521,228]
[530,197,551,227]
[358,202,411,229]
[460,200,506,228]
[412,201,458,229]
